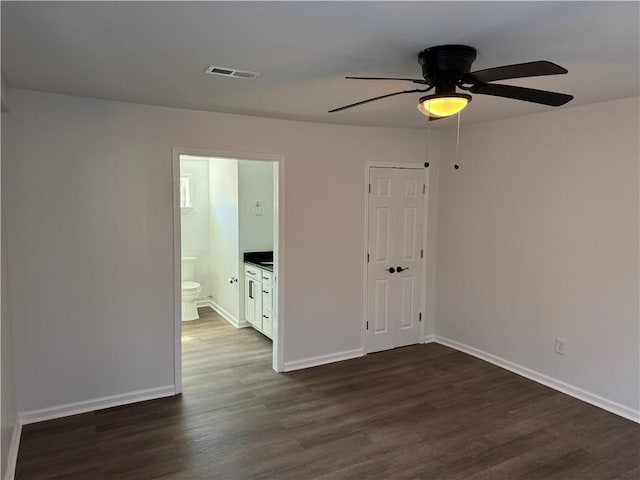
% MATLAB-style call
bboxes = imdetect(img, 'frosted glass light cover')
[417,94,471,118]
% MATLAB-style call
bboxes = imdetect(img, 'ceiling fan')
[329,45,573,119]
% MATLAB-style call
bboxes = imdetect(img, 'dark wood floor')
[16,308,640,479]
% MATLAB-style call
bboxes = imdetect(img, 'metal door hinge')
[367,253,370,263]
[366,321,369,330]
[420,249,424,258]
[419,313,422,321]
[368,183,371,193]
[423,184,426,194]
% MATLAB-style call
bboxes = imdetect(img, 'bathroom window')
[180,175,193,212]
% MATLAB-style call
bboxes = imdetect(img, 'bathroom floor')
[181,306,272,376]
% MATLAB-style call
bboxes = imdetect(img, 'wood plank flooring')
[16,308,640,479]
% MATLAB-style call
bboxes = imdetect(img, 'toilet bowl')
[181,280,201,321]
[181,256,201,321]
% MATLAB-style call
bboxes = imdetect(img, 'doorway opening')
[172,148,284,393]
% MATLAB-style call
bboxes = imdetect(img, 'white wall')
[238,160,274,255]
[1,213,17,479]
[436,97,640,415]
[209,158,240,321]
[8,86,634,422]
[3,88,432,414]
[179,156,211,298]
[1,112,18,479]
[1,76,9,113]
[238,160,275,326]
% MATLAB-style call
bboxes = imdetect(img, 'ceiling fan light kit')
[329,44,573,118]
[417,93,471,118]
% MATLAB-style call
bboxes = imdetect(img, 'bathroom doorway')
[172,147,284,393]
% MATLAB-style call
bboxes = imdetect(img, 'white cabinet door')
[366,167,424,353]
[244,263,274,339]
[244,275,255,326]
[244,275,262,330]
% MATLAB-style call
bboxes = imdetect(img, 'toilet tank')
[181,257,197,281]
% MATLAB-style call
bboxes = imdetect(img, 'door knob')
[396,266,410,272]
[387,267,396,273]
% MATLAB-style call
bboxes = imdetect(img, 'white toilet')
[181,257,201,321]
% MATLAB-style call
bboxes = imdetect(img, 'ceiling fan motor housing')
[418,45,477,93]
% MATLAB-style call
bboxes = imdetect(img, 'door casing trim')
[172,146,286,394]
[362,161,430,354]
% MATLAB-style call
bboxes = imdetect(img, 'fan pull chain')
[425,120,431,167]
[454,111,461,170]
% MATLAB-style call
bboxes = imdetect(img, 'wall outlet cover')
[555,337,567,355]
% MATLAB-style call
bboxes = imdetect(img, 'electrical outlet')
[555,337,567,355]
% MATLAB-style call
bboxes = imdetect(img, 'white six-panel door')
[366,167,425,353]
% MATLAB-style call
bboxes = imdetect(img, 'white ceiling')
[2,2,638,128]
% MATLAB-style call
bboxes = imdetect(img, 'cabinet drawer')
[262,285,272,312]
[262,311,272,338]
[261,270,272,286]
[245,264,261,281]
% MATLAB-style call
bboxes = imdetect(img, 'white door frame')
[362,161,430,354]
[171,146,286,393]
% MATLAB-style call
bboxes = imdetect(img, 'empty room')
[1,2,638,479]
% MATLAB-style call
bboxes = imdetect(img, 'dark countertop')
[244,260,273,272]
[244,251,274,272]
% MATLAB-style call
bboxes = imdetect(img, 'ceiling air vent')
[204,65,262,80]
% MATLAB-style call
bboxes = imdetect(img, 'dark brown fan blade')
[471,83,573,106]
[328,88,432,113]
[467,61,568,84]
[346,76,430,85]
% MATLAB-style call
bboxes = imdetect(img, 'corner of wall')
[432,98,640,418]
[1,118,19,480]
[424,127,441,338]
[2,421,21,480]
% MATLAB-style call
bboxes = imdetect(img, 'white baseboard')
[284,348,364,372]
[423,334,435,343]
[434,335,640,424]
[19,385,176,425]
[195,297,211,308]
[3,420,21,480]
[198,298,250,329]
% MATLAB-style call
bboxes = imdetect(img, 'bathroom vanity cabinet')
[244,263,273,339]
